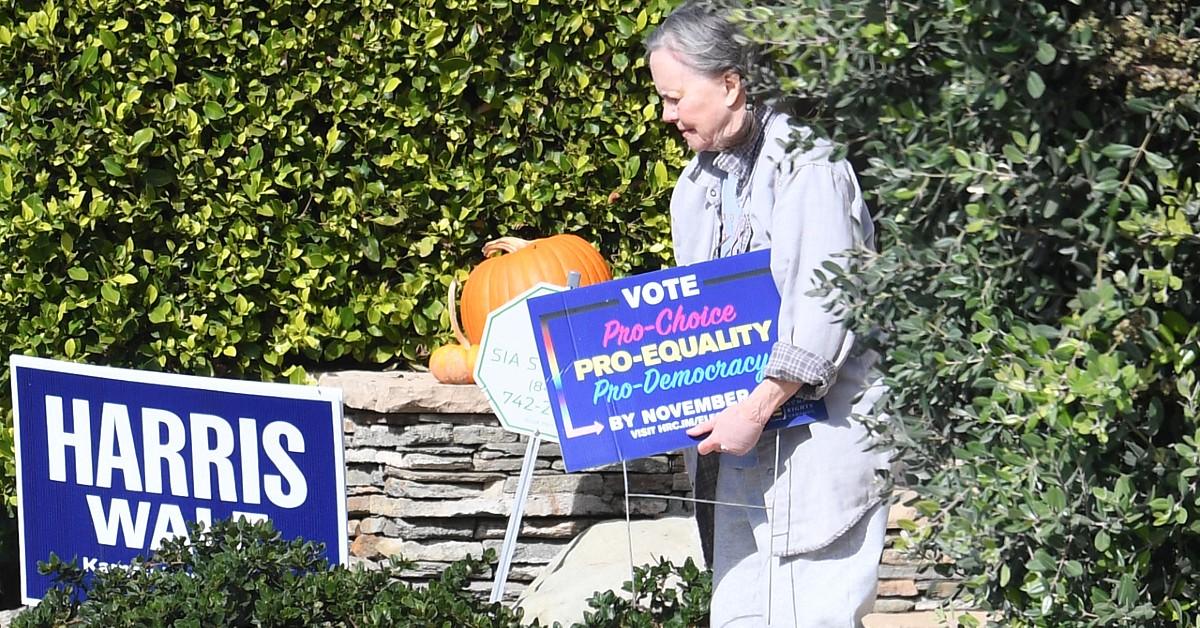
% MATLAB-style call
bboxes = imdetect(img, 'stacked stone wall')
[327,371,692,600]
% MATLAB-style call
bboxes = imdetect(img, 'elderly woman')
[645,4,891,627]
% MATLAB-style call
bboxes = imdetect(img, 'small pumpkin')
[460,235,610,344]
[430,279,479,384]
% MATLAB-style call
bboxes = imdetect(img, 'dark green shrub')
[732,0,1200,624]
[15,518,535,627]
[15,517,713,626]
[574,557,711,628]
[0,0,686,504]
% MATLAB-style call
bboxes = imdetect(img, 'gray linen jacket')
[672,109,891,556]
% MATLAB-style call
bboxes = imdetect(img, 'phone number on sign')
[501,390,550,415]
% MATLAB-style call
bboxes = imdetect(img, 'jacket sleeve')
[763,158,865,399]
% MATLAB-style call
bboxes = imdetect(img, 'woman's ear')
[723,71,744,108]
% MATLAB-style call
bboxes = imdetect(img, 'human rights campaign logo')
[10,356,347,603]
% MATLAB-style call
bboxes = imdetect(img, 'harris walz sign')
[10,356,347,602]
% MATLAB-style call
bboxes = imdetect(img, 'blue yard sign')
[10,355,348,603]
[526,249,827,472]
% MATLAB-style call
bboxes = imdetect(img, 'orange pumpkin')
[460,235,610,344]
[430,280,478,384]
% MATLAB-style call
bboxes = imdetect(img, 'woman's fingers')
[687,418,715,439]
[692,418,738,455]
[697,436,725,456]
[688,419,721,455]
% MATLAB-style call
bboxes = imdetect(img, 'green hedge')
[736,0,1200,623]
[0,0,685,505]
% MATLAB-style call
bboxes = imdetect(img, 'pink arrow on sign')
[562,413,603,438]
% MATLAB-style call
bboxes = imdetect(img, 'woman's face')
[648,47,744,153]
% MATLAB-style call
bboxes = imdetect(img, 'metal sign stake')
[489,271,580,604]
[489,431,542,603]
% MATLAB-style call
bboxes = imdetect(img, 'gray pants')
[710,454,888,627]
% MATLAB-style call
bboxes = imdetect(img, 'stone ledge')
[0,608,23,628]
[863,611,989,628]
[318,371,491,414]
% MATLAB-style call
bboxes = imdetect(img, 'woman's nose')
[661,105,677,123]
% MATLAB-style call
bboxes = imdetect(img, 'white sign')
[474,283,564,442]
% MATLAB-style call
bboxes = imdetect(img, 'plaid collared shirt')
[710,107,776,260]
[712,105,775,202]
[765,341,837,399]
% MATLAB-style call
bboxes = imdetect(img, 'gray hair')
[644,2,757,78]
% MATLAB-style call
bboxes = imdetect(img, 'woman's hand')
[686,403,767,456]
[686,377,802,455]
